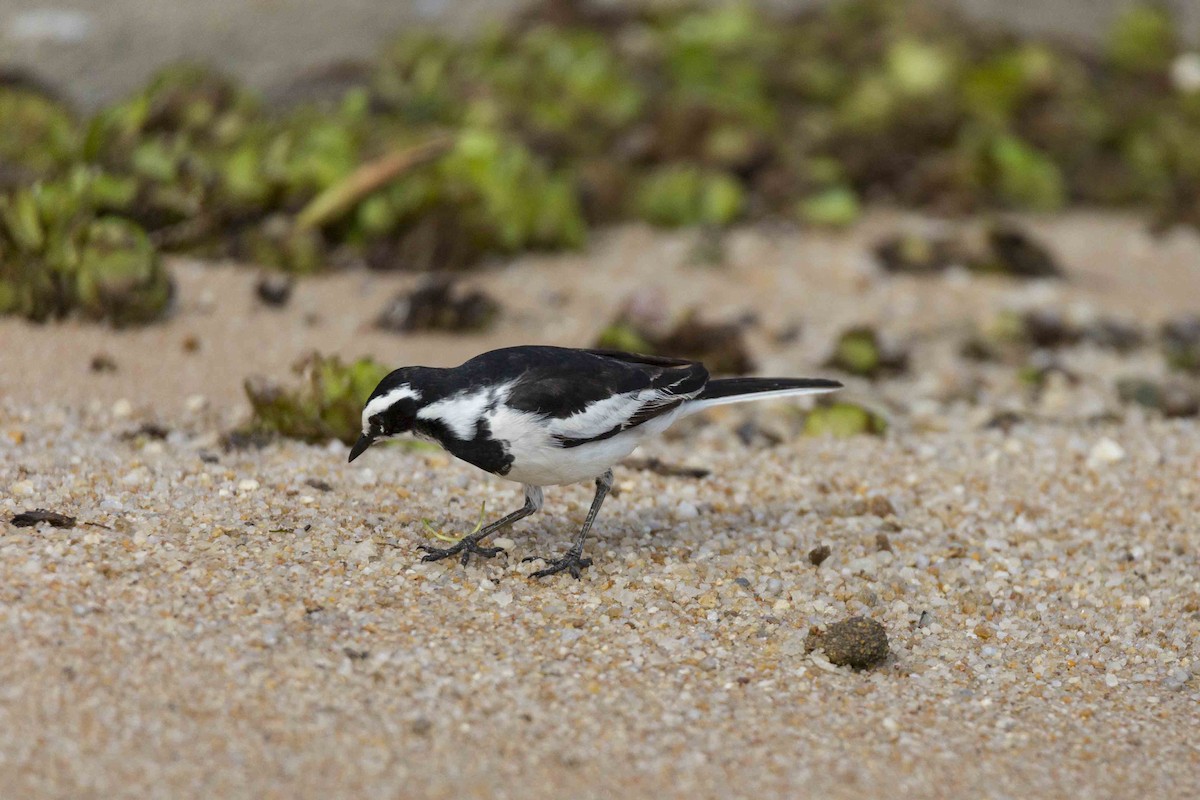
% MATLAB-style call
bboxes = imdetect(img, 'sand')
[2,214,1199,798]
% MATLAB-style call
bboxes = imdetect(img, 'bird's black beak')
[348,433,375,463]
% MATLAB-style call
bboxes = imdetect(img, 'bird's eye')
[369,414,381,429]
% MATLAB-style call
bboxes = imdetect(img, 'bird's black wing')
[466,346,708,446]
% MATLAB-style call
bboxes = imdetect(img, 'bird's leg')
[528,470,613,579]
[419,486,543,567]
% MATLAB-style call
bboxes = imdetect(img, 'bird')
[348,345,841,578]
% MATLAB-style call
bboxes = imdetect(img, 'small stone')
[866,496,895,517]
[492,536,516,552]
[11,480,35,497]
[1171,52,1200,93]
[184,395,208,414]
[238,479,260,492]
[112,399,133,419]
[808,544,832,567]
[256,273,295,307]
[90,353,117,373]
[1087,438,1125,468]
[808,616,890,669]
[676,502,699,520]
[350,539,377,562]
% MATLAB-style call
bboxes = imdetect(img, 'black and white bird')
[349,346,841,578]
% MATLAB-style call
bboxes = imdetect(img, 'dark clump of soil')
[375,278,501,334]
[807,616,890,669]
[874,221,1064,279]
[595,293,757,374]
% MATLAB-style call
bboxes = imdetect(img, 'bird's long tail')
[682,377,842,415]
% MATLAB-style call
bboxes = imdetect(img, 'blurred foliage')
[824,326,909,378]
[243,353,390,444]
[803,402,888,437]
[3,0,1200,323]
[0,169,172,325]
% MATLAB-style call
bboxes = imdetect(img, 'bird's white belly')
[495,409,680,486]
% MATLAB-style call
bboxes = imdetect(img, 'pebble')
[238,479,260,492]
[1087,437,1125,468]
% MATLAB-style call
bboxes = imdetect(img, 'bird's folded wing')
[503,350,708,448]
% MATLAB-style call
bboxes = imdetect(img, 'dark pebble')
[11,509,76,529]
[808,544,832,567]
[256,273,295,307]
[90,353,118,373]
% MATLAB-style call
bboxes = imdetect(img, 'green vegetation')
[3,0,1199,323]
[242,354,390,445]
[803,402,889,437]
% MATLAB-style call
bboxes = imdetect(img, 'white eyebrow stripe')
[417,383,512,440]
[363,385,421,422]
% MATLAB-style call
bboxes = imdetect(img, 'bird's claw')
[418,539,504,566]
[525,549,593,580]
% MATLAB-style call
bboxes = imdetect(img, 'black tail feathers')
[696,377,843,403]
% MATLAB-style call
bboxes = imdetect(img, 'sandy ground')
[2,214,1200,798]
[4,0,1199,109]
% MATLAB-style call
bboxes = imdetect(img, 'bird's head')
[348,368,425,462]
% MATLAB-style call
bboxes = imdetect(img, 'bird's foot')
[418,536,504,567]
[418,503,500,566]
[524,547,593,580]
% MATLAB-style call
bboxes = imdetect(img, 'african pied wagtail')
[349,346,841,578]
